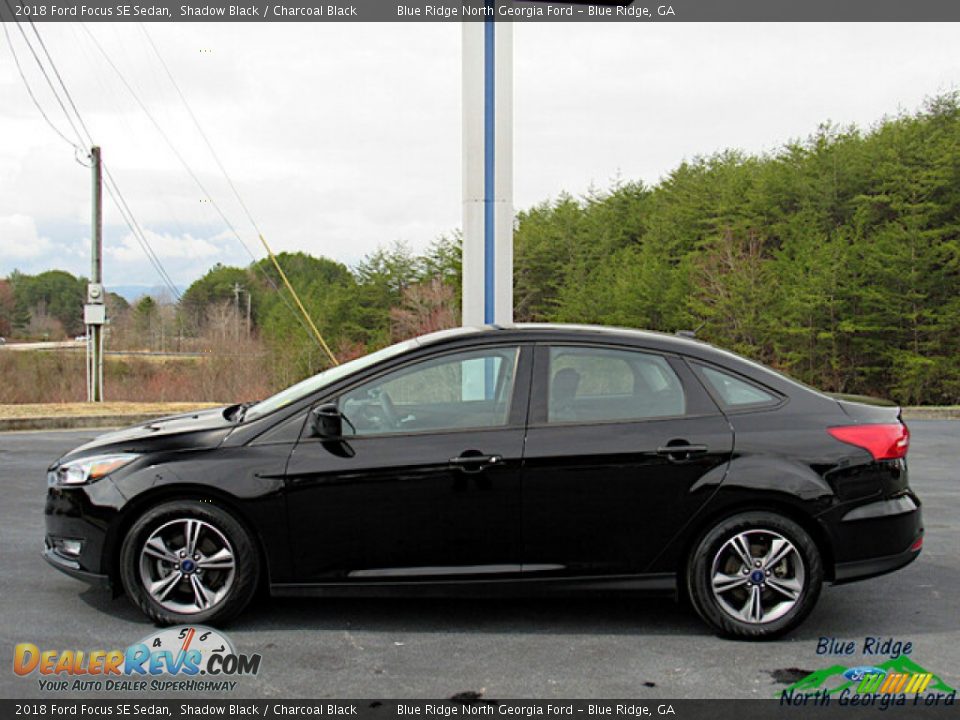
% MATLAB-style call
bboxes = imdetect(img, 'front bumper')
[44,477,124,586]
[43,542,111,588]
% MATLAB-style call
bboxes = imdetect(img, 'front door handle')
[450,454,503,472]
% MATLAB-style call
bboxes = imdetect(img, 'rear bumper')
[828,495,923,584]
[833,538,922,584]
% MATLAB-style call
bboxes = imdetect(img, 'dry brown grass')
[0,402,222,419]
[0,345,274,405]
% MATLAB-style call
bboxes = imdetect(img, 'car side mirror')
[310,404,343,440]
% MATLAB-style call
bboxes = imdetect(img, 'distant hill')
[107,285,185,302]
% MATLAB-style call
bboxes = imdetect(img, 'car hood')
[58,406,236,463]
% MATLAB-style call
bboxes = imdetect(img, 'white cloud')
[97,226,250,286]
[0,214,52,260]
[106,229,223,264]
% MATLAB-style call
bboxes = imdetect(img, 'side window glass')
[699,365,777,407]
[547,347,685,423]
[340,347,519,436]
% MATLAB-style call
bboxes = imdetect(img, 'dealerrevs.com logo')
[13,626,261,692]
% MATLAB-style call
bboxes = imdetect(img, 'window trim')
[300,343,533,441]
[687,359,786,414]
[528,342,717,428]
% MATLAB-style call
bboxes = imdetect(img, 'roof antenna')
[676,321,706,339]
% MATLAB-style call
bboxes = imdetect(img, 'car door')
[284,344,531,583]
[521,343,733,578]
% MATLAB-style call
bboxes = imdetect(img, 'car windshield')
[243,338,419,421]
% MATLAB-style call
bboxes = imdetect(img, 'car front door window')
[340,347,520,436]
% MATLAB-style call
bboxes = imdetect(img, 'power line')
[139,25,264,242]
[30,21,182,302]
[5,14,184,302]
[2,4,87,149]
[84,24,336,363]
[26,17,96,143]
[67,25,221,276]
[25,20,182,301]
[2,22,82,152]
[79,31,288,293]
[102,164,183,301]
[138,24,339,364]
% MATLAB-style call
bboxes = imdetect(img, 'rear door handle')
[450,454,503,471]
[656,444,708,460]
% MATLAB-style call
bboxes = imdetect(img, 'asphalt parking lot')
[1,423,958,700]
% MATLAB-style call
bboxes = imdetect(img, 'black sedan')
[44,324,922,638]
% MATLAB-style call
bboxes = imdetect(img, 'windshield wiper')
[232,401,259,423]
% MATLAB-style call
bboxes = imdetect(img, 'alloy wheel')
[138,518,236,615]
[709,529,805,625]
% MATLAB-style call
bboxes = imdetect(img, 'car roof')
[410,322,826,401]
[414,322,711,355]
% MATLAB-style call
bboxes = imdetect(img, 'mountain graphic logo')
[780,655,955,697]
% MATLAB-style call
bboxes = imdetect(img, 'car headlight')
[55,453,139,486]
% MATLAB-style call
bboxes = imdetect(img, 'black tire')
[686,511,823,640]
[120,500,259,626]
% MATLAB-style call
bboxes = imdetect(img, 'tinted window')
[700,365,777,407]
[245,338,417,420]
[547,347,685,423]
[340,347,519,436]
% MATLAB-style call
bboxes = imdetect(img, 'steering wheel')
[379,390,401,429]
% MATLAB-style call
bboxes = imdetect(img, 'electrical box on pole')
[86,146,105,403]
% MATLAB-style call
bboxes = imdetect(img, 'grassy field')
[0,402,222,419]
[0,350,270,405]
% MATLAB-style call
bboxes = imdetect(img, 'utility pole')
[85,146,106,402]
[232,282,242,342]
[246,291,252,339]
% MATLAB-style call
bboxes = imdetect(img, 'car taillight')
[827,423,910,460]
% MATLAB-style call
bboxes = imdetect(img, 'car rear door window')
[340,347,519,436]
[547,346,685,423]
[698,365,777,407]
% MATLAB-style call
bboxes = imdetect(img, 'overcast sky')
[1,22,958,292]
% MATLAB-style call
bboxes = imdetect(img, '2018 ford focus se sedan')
[44,324,923,639]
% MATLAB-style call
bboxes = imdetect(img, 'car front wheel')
[120,500,259,626]
[686,511,823,639]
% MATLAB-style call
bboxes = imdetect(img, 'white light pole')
[462,16,513,327]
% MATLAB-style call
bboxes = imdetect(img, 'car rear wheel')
[120,500,258,626]
[686,511,823,639]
